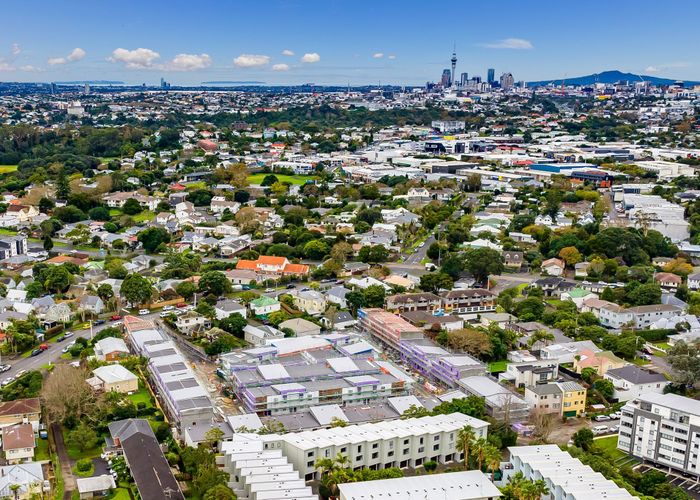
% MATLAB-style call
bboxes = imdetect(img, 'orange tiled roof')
[284,263,309,274]
[236,260,259,270]
[257,256,287,266]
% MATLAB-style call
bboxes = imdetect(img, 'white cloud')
[388,55,396,60]
[48,47,86,66]
[168,53,212,71]
[373,53,384,59]
[19,65,41,72]
[0,61,15,71]
[272,63,290,71]
[644,62,690,74]
[233,54,270,68]
[481,38,533,50]
[109,47,161,69]
[300,52,320,64]
[281,49,295,56]
[67,47,86,62]
[11,43,20,56]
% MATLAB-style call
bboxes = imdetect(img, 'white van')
[138,309,150,316]
[592,425,609,435]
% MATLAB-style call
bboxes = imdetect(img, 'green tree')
[203,484,236,500]
[176,281,197,300]
[137,227,171,253]
[219,313,247,338]
[43,265,73,294]
[122,198,143,215]
[363,285,386,308]
[457,426,476,469]
[593,379,614,400]
[199,271,233,296]
[464,248,504,284]
[121,273,154,306]
[303,239,330,260]
[572,428,594,451]
[67,423,98,452]
[56,167,71,200]
[419,272,453,293]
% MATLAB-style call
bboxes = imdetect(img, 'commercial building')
[618,393,700,477]
[338,470,501,500]
[124,316,213,432]
[501,445,638,499]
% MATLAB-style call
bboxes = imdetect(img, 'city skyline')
[1,0,699,85]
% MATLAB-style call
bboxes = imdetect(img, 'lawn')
[594,435,626,460]
[0,165,18,174]
[0,228,17,236]
[109,488,132,500]
[488,360,508,373]
[247,173,317,186]
[108,209,155,223]
[128,386,155,408]
[35,438,50,461]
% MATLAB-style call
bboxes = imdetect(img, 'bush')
[76,458,92,472]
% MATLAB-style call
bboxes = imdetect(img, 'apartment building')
[618,393,700,477]
[123,316,214,433]
[439,289,497,315]
[501,445,638,499]
[338,470,501,500]
[458,376,531,422]
[524,381,587,418]
[385,292,441,313]
[279,413,489,481]
[0,236,27,260]
[358,308,423,350]
[498,361,559,388]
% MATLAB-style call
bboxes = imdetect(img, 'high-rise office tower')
[84,83,90,94]
[487,68,495,84]
[460,72,468,86]
[441,69,452,87]
[500,72,515,90]
[450,48,457,87]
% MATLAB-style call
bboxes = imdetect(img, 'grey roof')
[606,365,667,384]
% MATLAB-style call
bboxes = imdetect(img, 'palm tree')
[457,425,476,469]
[527,329,555,349]
[484,444,502,481]
[473,437,488,471]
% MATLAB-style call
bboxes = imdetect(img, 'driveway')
[51,424,76,500]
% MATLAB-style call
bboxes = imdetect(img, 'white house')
[603,365,669,402]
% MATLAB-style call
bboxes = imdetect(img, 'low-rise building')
[249,296,281,317]
[458,376,530,422]
[604,365,669,402]
[278,318,321,337]
[94,337,130,362]
[0,399,41,431]
[2,424,34,463]
[89,365,139,393]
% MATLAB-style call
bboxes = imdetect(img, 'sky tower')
[450,45,457,87]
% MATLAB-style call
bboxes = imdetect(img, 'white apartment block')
[502,444,638,499]
[618,393,700,477]
[270,413,488,481]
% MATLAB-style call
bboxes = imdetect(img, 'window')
[433,435,440,441]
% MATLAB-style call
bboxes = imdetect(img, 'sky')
[1,0,699,86]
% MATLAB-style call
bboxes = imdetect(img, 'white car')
[265,288,275,293]
[62,341,76,353]
[162,305,175,311]
[1,377,14,387]
[594,415,610,422]
[63,332,74,338]
[138,309,150,316]
[159,311,171,318]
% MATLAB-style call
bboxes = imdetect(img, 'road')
[489,273,540,294]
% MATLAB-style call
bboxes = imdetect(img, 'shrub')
[76,458,92,472]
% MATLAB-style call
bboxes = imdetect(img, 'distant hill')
[201,81,265,85]
[528,70,699,87]
[55,80,125,85]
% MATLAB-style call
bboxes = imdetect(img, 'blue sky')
[1,0,698,85]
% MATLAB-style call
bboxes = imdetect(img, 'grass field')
[0,165,18,174]
[247,173,317,186]
[109,209,155,223]
[35,438,50,461]
[0,228,17,236]
[109,488,132,500]
[594,435,626,460]
[488,360,508,373]
[129,386,155,408]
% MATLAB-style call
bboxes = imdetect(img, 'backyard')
[247,173,317,185]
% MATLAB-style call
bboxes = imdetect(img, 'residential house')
[88,365,139,394]
[209,196,240,215]
[654,272,682,291]
[94,337,130,362]
[688,272,700,291]
[439,289,496,315]
[328,311,357,330]
[628,304,682,328]
[539,340,601,364]
[225,269,257,285]
[0,399,41,431]
[290,289,327,315]
[236,255,309,277]
[502,251,524,270]
[78,295,105,316]
[243,324,284,346]
[598,302,635,329]
[279,318,321,337]
[214,299,247,320]
[575,262,590,278]
[603,365,670,402]
[498,361,559,388]
[541,258,565,277]
[2,424,34,463]
[400,311,464,332]
[175,312,211,335]
[76,475,117,499]
[557,381,587,418]
[457,376,530,422]
[0,463,48,499]
[560,288,598,309]
[573,349,626,376]
[524,384,562,416]
[326,286,349,309]
[249,296,281,317]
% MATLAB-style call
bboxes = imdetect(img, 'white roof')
[388,395,423,415]
[257,363,290,381]
[227,413,264,432]
[76,475,116,493]
[309,404,348,425]
[338,470,501,500]
[93,364,137,384]
[326,357,359,373]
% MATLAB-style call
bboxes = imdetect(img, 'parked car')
[594,415,611,422]
[64,332,74,339]
[94,319,106,326]
[286,284,296,289]
[609,412,621,419]
[159,312,171,318]
[56,335,65,342]
[111,315,122,321]
[176,303,187,308]
[1,377,15,387]
[592,425,609,435]
[30,349,42,357]
[265,288,275,293]
[609,425,620,433]
[162,305,175,311]
[62,341,76,353]
[0,365,11,373]
[138,309,150,316]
